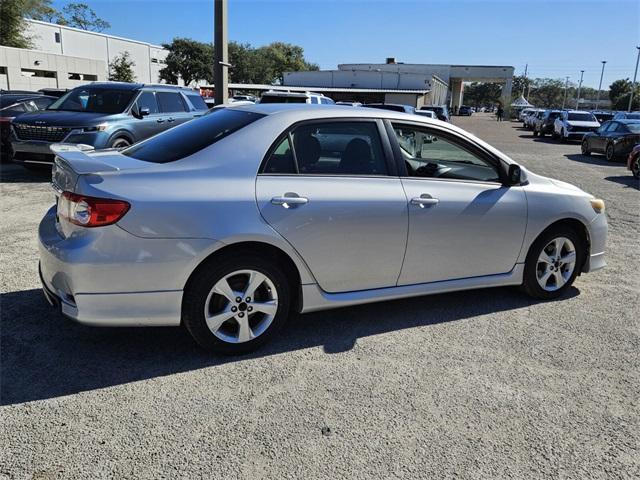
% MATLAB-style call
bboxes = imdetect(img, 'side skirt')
[300,264,525,313]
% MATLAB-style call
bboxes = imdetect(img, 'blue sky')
[51,0,639,88]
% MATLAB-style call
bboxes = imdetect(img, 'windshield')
[260,95,307,104]
[626,123,640,133]
[568,112,596,122]
[625,113,640,119]
[47,87,136,114]
[123,109,264,163]
[423,107,443,114]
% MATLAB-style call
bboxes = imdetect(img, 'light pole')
[628,46,640,112]
[214,0,228,106]
[575,70,584,110]
[596,61,606,109]
[562,76,569,109]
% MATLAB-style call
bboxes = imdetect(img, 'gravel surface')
[1,113,638,479]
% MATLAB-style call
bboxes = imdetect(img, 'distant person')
[496,105,504,122]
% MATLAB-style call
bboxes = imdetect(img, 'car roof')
[618,119,640,124]
[75,82,194,92]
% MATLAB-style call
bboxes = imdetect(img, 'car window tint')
[290,122,388,176]
[185,93,208,111]
[123,109,264,163]
[392,123,500,183]
[136,91,159,114]
[34,97,55,109]
[0,102,27,116]
[157,92,187,113]
[263,136,296,174]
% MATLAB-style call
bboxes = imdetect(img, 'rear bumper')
[38,207,220,326]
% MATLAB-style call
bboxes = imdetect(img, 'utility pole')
[562,76,569,109]
[214,0,229,106]
[575,70,584,110]
[522,63,528,96]
[628,46,640,112]
[596,61,606,109]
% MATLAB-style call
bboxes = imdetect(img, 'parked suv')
[10,82,207,168]
[1,93,56,161]
[533,110,562,137]
[553,110,600,142]
[258,91,335,104]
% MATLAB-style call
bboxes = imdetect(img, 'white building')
[0,19,170,91]
[284,59,515,109]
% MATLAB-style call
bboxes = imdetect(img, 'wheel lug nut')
[245,297,251,302]
[247,306,253,312]
[231,306,237,312]
[236,297,242,303]
[238,312,244,318]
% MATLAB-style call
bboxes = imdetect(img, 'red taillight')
[59,192,130,227]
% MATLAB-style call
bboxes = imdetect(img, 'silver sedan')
[39,105,607,354]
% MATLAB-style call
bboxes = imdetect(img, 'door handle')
[156,118,165,123]
[271,194,308,208]
[167,117,176,123]
[410,194,439,208]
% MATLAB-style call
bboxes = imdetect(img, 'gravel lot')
[1,113,638,479]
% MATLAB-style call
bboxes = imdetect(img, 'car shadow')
[564,154,624,167]
[0,163,50,183]
[1,286,579,405]
[605,175,639,190]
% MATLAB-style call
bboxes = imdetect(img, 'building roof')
[203,83,430,95]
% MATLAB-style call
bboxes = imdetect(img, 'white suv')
[553,110,600,142]
[259,91,335,104]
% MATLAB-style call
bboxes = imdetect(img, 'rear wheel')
[605,143,617,162]
[533,128,538,137]
[560,130,567,143]
[581,139,591,156]
[182,254,292,354]
[521,226,584,300]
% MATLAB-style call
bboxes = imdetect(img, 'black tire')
[631,156,640,179]
[109,137,131,149]
[539,130,545,138]
[560,130,566,143]
[605,143,617,162]
[182,253,292,355]
[581,139,591,156]
[551,130,558,140]
[521,225,584,300]
[533,128,538,137]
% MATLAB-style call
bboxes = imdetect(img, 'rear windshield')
[260,95,307,104]
[625,113,640,119]
[568,112,596,121]
[123,109,264,163]
[626,123,640,133]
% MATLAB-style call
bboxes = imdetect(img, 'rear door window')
[157,92,187,113]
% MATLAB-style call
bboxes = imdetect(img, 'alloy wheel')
[204,269,278,343]
[581,140,590,155]
[632,157,640,179]
[536,237,577,292]
[606,144,615,161]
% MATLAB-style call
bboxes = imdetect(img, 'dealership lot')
[1,113,638,478]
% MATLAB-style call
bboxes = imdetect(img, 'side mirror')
[507,164,522,185]
[139,107,150,117]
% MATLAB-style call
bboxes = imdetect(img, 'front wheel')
[533,128,538,137]
[581,140,591,156]
[182,254,292,354]
[631,155,640,179]
[109,137,131,149]
[560,130,567,143]
[605,143,617,162]
[521,226,584,300]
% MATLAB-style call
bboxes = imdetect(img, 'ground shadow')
[605,175,639,190]
[1,285,579,405]
[564,154,625,167]
[0,163,50,184]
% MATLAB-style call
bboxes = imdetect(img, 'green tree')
[528,78,566,108]
[463,82,502,107]
[609,79,632,104]
[160,38,214,86]
[62,3,110,31]
[109,51,136,83]
[0,0,33,48]
[23,0,61,23]
[256,42,319,84]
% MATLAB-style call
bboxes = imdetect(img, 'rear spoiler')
[50,143,120,174]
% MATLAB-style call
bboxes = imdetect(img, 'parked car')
[259,91,334,104]
[363,103,414,113]
[626,144,640,179]
[591,111,614,123]
[458,105,473,116]
[419,105,450,122]
[10,82,208,169]
[526,110,545,130]
[40,104,607,354]
[519,108,536,122]
[38,88,69,98]
[553,110,600,142]
[533,110,562,137]
[581,120,640,161]
[413,109,437,119]
[612,111,640,120]
[0,93,56,161]
[335,101,363,107]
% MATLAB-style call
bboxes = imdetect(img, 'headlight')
[590,198,605,213]
[82,123,109,132]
